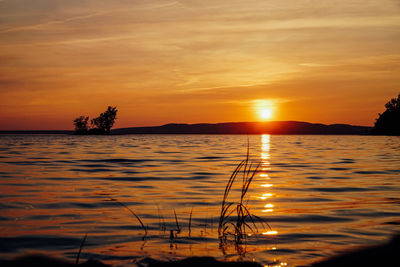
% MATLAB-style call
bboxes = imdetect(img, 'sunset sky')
[1,0,399,130]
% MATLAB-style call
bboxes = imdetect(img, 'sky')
[0,0,399,130]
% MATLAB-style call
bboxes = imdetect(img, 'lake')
[0,134,399,266]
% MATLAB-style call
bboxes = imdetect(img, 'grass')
[75,233,87,264]
[169,208,181,240]
[109,197,148,238]
[156,204,167,235]
[188,207,193,237]
[218,147,270,245]
[105,145,270,253]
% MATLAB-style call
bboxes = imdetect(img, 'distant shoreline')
[0,121,372,135]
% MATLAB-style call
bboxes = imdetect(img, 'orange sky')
[1,0,399,130]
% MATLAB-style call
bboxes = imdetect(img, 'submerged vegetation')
[73,106,118,135]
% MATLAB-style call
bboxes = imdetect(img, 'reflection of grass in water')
[218,147,271,246]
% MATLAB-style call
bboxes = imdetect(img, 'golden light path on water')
[260,134,275,226]
[259,135,288,267]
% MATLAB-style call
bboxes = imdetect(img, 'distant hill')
[0,121,372,135]
[111,121,371,135]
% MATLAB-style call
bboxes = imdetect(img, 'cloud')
[299,63,335,67]
[0,0,399,129]
[0,11,106,33]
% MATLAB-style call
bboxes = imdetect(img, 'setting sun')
[255,100,275,121]
[260,109,272,120]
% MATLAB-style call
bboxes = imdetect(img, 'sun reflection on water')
[264,263,288,267]
[261,183,273,188]
[260,134,275,214]
[263,230,278,235]
[259,135,279,237]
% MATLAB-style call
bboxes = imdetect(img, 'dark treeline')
[73,106,117,135]
[372,93,400,136]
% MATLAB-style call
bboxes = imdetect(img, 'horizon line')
[0,120,373,132]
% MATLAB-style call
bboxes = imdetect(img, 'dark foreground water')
[0,134,399,266]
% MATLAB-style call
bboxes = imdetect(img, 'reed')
[106,145,269,251]
[169,208,182,241]
[156,204,167,235]
[75,233,87,265]
[218,148,269,245]
[109,198,148,237]
[173,208,181,234]
[188,207,193,237]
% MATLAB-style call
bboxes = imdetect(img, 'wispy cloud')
[0,0,399,129]
[0,11,106,33]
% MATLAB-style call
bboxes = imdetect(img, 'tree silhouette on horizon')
[90,106,118,134]
[372,93,400,135]
[73,106,118,135]
[73,116,89,134]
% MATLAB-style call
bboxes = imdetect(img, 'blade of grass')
[156,204,166,234]
[75,233,87,265]
[173,208,180,233]
[218,142,272,246]
[188,207,193,237]
[109,198,147,237]
[218,160,245,236]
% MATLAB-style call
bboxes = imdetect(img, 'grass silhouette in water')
[156,204,167,235]
[169,208,181,240]
[75,233,88,264]
[188,207,193,237]
[104,147,271,257]
[218,147,271,246]
[108,198,148,238]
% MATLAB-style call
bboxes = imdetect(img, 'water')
[0,134,399,266]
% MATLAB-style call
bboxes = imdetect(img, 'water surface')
[0,135,399,266]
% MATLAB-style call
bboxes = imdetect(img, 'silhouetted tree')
[73,106,118,135]
[73,116,89,134]
[90,106,118,134]
[372,93,400,135]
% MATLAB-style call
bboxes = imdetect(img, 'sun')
[260,108,272,120]
[254,99,275,121]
